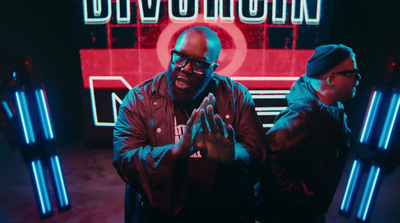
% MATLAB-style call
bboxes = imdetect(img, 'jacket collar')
[288,75,345,121]
[149,72,221,98]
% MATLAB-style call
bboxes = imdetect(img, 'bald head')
[175,26,221,62]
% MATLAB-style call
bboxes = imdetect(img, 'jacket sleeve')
[113,89,184,213]
[233,87,267,182]
[213,85,267,211]
[265,106,313,199]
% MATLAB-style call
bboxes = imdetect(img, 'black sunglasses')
[171,50,218,75]
[332,68,361,76]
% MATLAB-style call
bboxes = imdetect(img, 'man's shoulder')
[130,72,166,95]
[135,72,164,89]
[213,74,250,94]
[122,72,166,104]
[275,100,325,128]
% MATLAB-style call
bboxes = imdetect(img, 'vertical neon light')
[31,159,52,216]
[340,159,363,214]
[15,90,36,145]
[1,100,13,118]
[359,89,384,144]
[34,88,54,140]
[50,155,70,209]
[377,90,400,150]
[356,165,381,222]
[353,88,400,222]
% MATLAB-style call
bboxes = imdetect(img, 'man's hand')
[171,94,214,160]
[197,104,236,164]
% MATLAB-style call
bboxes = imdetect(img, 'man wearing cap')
[256,44,361,223]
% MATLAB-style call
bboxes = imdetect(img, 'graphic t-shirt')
[173,103,216,210]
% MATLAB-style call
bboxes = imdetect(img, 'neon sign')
[75,0,329,140]
[83,0,321,25]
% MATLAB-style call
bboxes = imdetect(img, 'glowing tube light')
[377,90,400,150]
[15,90,36,145]
[34,88,54,141]
[31,159,52,217]
[356,165,381,222]
[359,88,384,144]
[1,100,13,118]
[340,159,363,214]
[49,155,70,210]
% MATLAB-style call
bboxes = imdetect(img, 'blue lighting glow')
[50,155,69,208]
[357,165,381,222]
[15,90,36,145]
[34,88,54,140]
[31,159,52,215]
[377,90,400,150]
[359,89,384,144]
[1,100,13,118]
[340,160,362,213]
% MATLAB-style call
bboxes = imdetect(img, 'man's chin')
[171,88,195,103]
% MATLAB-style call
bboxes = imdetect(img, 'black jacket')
[257,75,350,222]
[113,72,266,222]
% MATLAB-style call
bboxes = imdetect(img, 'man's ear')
[213,63,219,71]
[327,74,336,88]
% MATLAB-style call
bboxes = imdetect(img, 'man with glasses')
[256,44,360,223]
[113,26,266,223]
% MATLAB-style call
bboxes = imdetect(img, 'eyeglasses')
[171,50,218,75]
[332,68,361,80]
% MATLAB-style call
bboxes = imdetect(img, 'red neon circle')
[156,15,247,76]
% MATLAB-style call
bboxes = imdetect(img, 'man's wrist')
[171,144,180,161]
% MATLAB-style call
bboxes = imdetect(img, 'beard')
[166,63,213,103]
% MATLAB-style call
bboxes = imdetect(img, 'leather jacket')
[257,75,350,222]
[113,72,266,222]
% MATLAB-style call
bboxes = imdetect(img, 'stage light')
[31,159,52,217]
[340,159,363,214]
[359,87,384,145]
[5,84,71,218]
[356,165,381,222]
[49,155,70,210]
[1,100,13,118]
[340,87,384,216]
[34,87,54,141]
[15,89,36,145]
[355,88,400,222]
[340,87,400,222]
[377,89,400,150]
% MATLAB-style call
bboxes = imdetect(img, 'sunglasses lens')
[191,60,209,73]
[171,52,187,67]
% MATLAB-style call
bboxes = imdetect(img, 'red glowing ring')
[156,15,247,75]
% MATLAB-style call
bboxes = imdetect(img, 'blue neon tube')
[31,159,52,215]
[15,90,36,145]
[34,88,54,140]
[1,100,13,118]
[356,165,381,222]
[377,91,400,150]
[50,155,69,208]
[340,159,363,214]
[359,89,384,144]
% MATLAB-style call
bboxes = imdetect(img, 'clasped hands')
[172,93,236,163]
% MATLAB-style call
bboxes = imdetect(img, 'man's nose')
[355,73,361,86]
[181,60,192,73]
[356,73,361,81]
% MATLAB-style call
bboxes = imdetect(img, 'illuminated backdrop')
[74,0,333,142]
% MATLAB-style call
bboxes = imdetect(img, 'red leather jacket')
[113,72,266,222]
